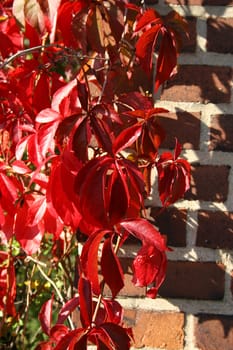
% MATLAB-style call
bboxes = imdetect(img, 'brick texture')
[145,0,159,3]
[185,164,230,202]
[158,111,201,150]
[166,0,233,5]
[197,211,233,249]
[207,18,233,53]
[209,114,233,152]
[181,17,197,53]
[195,314,233,350]
[150,207,187,247]
[161,65,232,104]
[124,310,185,349]
[231,271,233,296]
[115,1,233,349]
[118,258,146,297]
[158,261,225,300]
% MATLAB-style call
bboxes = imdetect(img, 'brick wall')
[118,1,233,349]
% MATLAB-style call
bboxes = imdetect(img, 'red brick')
[207,18,233,53]
[166,0,233,5]
[145,0,159,3]
[181,17,197,53]
[158,261,225,300]
[161,65,232,104]
[150,207,187,247]
[158,111,201,150]
[197,211,233,249]
[118,257,146,297]
[231,270,233,296]
[209,114,233,152]
[184,164,230,202]
[195,314,233,350]
[124,309,184,349]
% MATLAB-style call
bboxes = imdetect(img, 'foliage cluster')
[0,1,190,349]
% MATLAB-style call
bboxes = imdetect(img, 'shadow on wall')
[195,314,233,350]
[167,0,233,8]
[160,65,232,104]
[209,114,233,152]
[158,2,233,104]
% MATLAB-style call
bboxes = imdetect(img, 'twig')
[0,44,109,70]
[0,44,56,69]
[26,256,75,330]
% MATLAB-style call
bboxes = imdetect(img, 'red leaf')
[14,195,43,255]
[90,103,118,155]
[99,323,132,350]
[90,115,113,156]
[78,277,93,328]
[136,24,161,74]
[136,9,162,31]
[155,29,177,92]
[36,108,62,123]
[75,156,130,228]
[54,328,87,350]
[77,79,88,111]
[157,141,190,206]
[135,9,181,91]
[33,72,51,113]
[119,218,168,298]
[102,299,123,325]
[50,324,69,342]
[80,230,108,296]
[75,154,145,228]
[11,160,31,174]
[118,92,153,112]
[105,165,129,225]
[57,1,87,48]
[57,297,80,325]
[35,341,52,350]
[88,327,115,349]
[120,218,167,251]
[0,171,20,213]
[101,238,124,298]
[27,133,43,166]
[37,122,59,158]
[47,155,82,228]
[51,79,82,117]
[39,296,54,336]
[132,244,167,298]
[75,157,110,227]
[113,123,142,154]
[71,117,91,163]
[124,108,167,159]
[27,195,47,226]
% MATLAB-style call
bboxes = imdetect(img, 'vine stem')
[0,43,109,69]
[0,44,59,68]
[91,234,122,325]
[26,256,75,330]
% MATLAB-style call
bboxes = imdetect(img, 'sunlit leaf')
[39,296,54,336]
[101,237,124,298]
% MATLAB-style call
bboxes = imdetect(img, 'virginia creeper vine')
[0,1,190,349]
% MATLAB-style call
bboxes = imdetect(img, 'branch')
[0,44,108,69]
[0,45,53,69]
[26,256,75,330]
